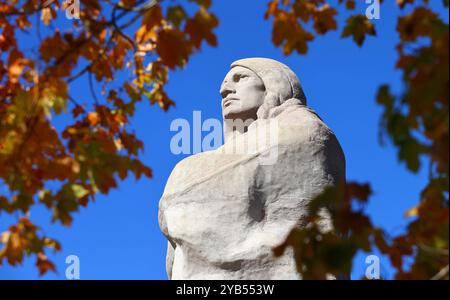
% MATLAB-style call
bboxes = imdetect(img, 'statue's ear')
[257,91,281,119]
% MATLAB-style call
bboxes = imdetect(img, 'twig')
[68,94,83,109]
[88,72,99,106]
[67,64,91,83]
[111,6,138,52]
[431,264,449,280]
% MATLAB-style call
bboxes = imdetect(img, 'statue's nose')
[220,81,235,99]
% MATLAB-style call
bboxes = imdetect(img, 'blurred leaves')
[268,0,449,280]
[264,0,374,55]
[273,182,373,279]
[0,217,60,276]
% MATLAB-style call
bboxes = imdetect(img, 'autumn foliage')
[267,0,448,280]
[0,0,218,275]
[0,0,448,279]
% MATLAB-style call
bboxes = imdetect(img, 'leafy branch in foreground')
[0,0,218,274]
[266,0,448,279]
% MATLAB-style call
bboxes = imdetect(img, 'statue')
[158,58,346,279]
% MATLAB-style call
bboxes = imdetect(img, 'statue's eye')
[234,74,248,82]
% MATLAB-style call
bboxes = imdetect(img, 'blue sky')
[1,0,448,279]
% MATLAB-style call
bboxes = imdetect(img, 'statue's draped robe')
[159,99,345,279]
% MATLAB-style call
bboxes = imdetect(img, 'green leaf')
[71,184,89,198]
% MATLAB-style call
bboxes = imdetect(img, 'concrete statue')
[158,58,346,279]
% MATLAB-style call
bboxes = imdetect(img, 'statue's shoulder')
[172,152,207,170]
[167,151,209,180]
[277,105,336,143]
[276,105,346,175]
[163,150,227,196]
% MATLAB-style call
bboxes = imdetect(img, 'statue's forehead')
[223,66,257,80]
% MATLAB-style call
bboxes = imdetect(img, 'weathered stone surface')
[158,58,346,279]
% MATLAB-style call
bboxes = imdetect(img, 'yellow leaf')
[87,112,100,125]
[41,8,55,26]
[405,205,419,217]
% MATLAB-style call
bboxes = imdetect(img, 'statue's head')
[220,57,307,121]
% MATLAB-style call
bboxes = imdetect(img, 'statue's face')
[220,66,266,121]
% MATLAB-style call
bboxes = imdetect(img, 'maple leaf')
[156,28,192,69]
[185,8,219,48]
[341,15,376,46]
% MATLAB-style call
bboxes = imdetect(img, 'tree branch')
[431,264,449,280]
